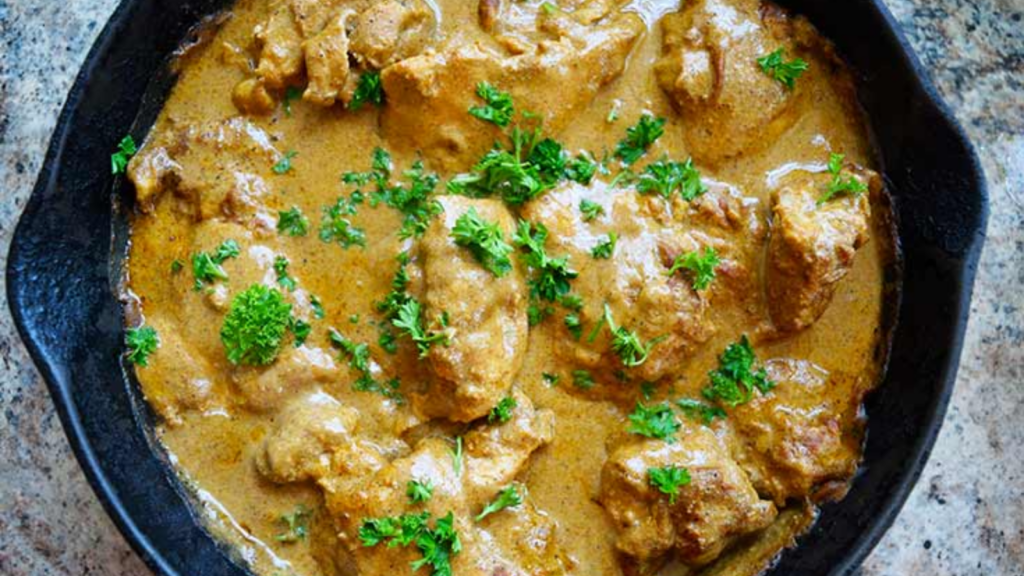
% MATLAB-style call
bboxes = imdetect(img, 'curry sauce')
[122,1,896,575]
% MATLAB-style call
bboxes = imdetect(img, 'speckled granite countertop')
[0,0,1021,574]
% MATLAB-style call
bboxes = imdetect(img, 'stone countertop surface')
[0,0,1021,574]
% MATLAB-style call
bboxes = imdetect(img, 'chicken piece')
[519,182,714,386]
[126,118,280,228]
[233,345,340,412]
[727,359,861,504]
[349,0,433,69]
[256,390,387,483]
[302,9,353,106]
[415,196,529,423]
[381,13,643,171]
[599,426,777,568]
[239,0,434,111]
[322,389,564,576]
[132,314,225,426]
[766,169,873,332]
[654,0,803,164]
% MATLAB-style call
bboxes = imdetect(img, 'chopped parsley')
[469,82,515,127]
[110,135,137,175]
[170,259,183,274]
[274,256,297,292]
[275,505,311,543]
[667,246,721,291]
[648,466,691,504]
[448,127,549,206]
[191,239,240,290]
[475,485,523,521]
[451,437,463,476]
[291,318,311,347]
[702,336,774,407]
[636,158,706,201]
[319,196,366,248]
[676,398,727,425]
[591,233,618,259]
[282,86,302,116]
[451,207,514,277]
[757,48,808,90]
[488,396,518,424]
[602,304,665,368]
[392,299,449,358]
[818,153,869,204]
[330,329,403,401]
[125,325,159,366]
[346,148,442,238]
[349,71,384,110]
[572,369,595,390]
[407,480,434,504]
[220,284,292,366]
[542,372,560,386]
[614,114,666,165]
[564,313,582,340]
[360,512,461,576]
[273,150,298,174]
[513,220,578,303]
[310,295,325,319]
[277,207,309,236]
[627,402,680,442]
[527,303,554,326]
[579,199,605,221]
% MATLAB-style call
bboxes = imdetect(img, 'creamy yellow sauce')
[125,1,896,575]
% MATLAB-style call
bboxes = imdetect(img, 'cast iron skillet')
[6,0,988,574]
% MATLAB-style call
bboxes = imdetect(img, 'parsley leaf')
[513,220,578,303]
[275,505,312,543]
[451,207,514,277]
[667,246,721,291]
[676,398,727,424]
[125,325,159,366]
[274,256,297,292]
[818,153,869,204]
[448,128,548,206]
[488,396,518,424]
[319,196,366,248]
[648,466,691,504]
[273,150,298,174]
[282,86,302,116]
[361,512,461,576]
[542,372,560,386]
[191,239,240,290]
[757,48,809,90]
[475,485,523,521]
[564,313,582,340]
[469,82,514,127]
[110,135,137,175]
[221,284,292,366]
[628,402,680,442]
[407,479,434,504]
[579,199,605,222]
[392,299,449,358]
[349,71,384,110]
[366,158,443,239]
[636,157,706,201]
[170,259,183,274]
[702,336,774,407]
[572,369,595,389]
[602,304,665,368]
[277,207,309,236]
[591,233,618,259]
[615,114,666,165]
[330,329,403,401]
[310,295,325,319]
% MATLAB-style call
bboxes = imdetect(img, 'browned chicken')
[599,426,777,568]
[655,0,805,164]
[380,10,643,171]
[767,169,874,332]
[414,196,529,423]
[727,359,862,504]
[520,182,717,386]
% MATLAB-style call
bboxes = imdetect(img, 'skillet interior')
[5,0,988,575]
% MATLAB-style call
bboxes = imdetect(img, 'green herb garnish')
[469,82,514,127]
[614,114,666,165]
[273,150,298,174]
[191,239,240,290]
[702,336,774,407]
[757,48,808,90]
[125,325,159,366]
[488,396,518,424]
[591,233,618,260]
[579,199,605,222]
[636,157,706,201]
[110,135,137,175]
[475,485,523,521]
[667,246,720,291]
[407,480,434,504]
[277,207,309,236]
[818,153,869,204]
[676,398,727,424]
[275,505,311,543]
[648,466,691,504]
[452,207,514,277]
[572,369,595,390]
[627,402,680,442]
[274,256,297,292]
[220,284,292,366]
[349,71,384,110]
